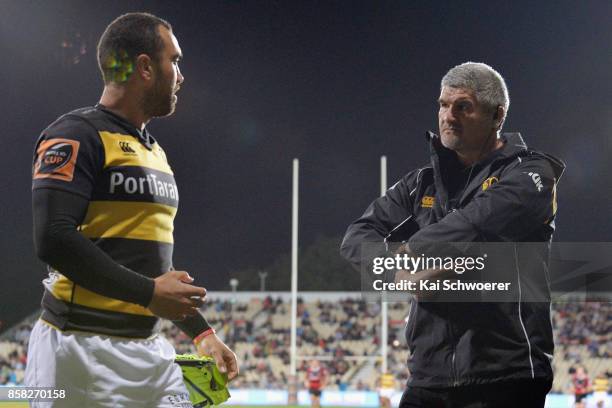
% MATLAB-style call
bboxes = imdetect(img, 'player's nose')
[177,66,185,86]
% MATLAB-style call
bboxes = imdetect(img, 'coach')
[341,62,565,407]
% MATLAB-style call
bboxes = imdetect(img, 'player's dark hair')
[97,12,172,84]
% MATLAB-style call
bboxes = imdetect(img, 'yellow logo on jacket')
[421,196,435,208]
[482,177,499,191]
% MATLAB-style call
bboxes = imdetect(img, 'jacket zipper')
[448,303,459,387]
[451,348,458,386]
[442,208,459,387]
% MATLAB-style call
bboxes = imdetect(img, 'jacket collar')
[425,131,528,166]
[425,131,529,213]
[426,131,565,179]
[425,131,566,212]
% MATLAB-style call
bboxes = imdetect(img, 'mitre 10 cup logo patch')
[33,138,80,181]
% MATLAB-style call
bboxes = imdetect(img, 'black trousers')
[399,379,552,408]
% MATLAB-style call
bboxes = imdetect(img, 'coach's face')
[147,25,184,117]
[438,86,497,156]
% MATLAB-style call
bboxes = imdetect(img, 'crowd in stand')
[553,302,611,359]
[0,324,30,385]
[1,299,610,392]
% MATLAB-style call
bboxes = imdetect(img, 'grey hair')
[441,62,510,117]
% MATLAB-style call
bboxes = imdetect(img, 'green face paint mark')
[104,50,134,83]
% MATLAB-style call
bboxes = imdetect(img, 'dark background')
[1,1,610,328]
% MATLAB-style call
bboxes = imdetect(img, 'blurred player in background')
[377,371,396,408]
[26,12,237,407]
[304,360,328,408]
[591,372,610,408]
[571,366,592,408]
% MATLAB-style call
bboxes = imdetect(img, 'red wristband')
[193,328,216,346]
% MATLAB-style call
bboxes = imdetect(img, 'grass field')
[0,404,335,407]
[0,402,350,408]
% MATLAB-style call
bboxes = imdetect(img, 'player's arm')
[340,170,420,270]
[33,184,205,321]
[32,116,204,320]
[190,323,239,380]
[586,379,592,393]
[34,188,156,306]
[320,369,328,388]
[170,310,239,380]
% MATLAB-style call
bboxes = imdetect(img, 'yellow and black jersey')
[380,373,395,389]
[32,105,178,338]
[593,377,609,393]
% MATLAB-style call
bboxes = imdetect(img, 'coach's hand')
[197,334,239,381]
[396,267,456,300]
[148,271,206,320]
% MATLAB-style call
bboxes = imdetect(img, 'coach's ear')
[493,105,505,130]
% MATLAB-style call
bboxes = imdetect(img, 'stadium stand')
[1,293,610,397]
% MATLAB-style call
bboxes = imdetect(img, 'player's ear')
[135,54,154,82]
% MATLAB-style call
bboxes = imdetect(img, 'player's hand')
[148,270,206,320]
[196,333,239,381]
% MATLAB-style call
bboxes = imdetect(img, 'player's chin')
[155,100,177,117]
[167,104,177,116]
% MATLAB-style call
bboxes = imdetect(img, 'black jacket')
[341,132,565,387]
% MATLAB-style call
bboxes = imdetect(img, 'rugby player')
[26,12,237,407]
[304,360,328,408]
[571,366,592,408]
[592,372,610,408]
[377,371,396,408]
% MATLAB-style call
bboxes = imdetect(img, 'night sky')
[1,1,610,327]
